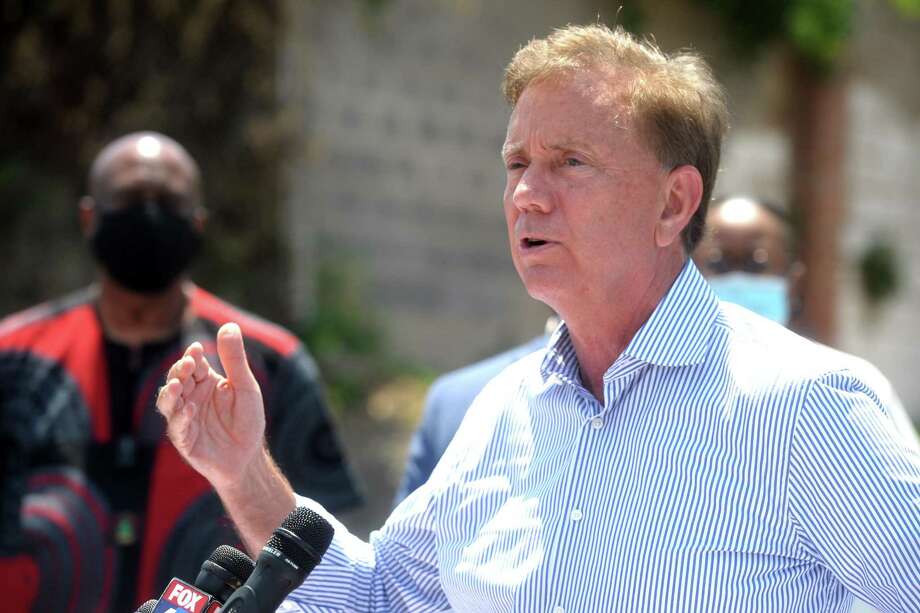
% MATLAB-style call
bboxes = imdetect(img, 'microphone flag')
[152,577,221,613]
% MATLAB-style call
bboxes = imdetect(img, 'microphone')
[144,545,255,613]
[195,545,257,603]
[134,599,157,613]
[218,506,334,613]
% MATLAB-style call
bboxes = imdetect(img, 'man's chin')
[519,271,566,309]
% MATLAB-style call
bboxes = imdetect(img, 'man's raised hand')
[157,322,265,490]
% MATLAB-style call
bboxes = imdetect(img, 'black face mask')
[90,196,202,294]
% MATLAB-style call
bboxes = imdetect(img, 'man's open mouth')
[522,238,549,248]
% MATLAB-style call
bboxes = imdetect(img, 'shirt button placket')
[553,606,565,613]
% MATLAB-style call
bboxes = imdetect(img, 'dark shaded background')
[1,0,289,323]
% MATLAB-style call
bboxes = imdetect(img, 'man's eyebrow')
[501,142,521,159]
[551,140,600,155]
[502,140,601,159]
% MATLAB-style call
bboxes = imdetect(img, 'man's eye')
[743,259,768,274]
[563,157,583,167]
[506,161,526,170]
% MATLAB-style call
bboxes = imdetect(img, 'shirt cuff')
[282,495,375,612]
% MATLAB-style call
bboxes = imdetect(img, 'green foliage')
[302,263,383,359]
[858,237,902,307]
[890,0,920,18]
[787,0,854,67]
[359,0,394,15]
[692,0,854,68]
[297,261,404,413]
[693,0,790,56]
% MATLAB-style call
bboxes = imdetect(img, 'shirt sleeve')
[284,485,451,612]
[787,369,920,611]
[265,347,362,512]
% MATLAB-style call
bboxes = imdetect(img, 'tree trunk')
[788,55,847,345]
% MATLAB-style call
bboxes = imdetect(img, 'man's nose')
[511,165,554,214]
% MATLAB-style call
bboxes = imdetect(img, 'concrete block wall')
[280,0,605,368]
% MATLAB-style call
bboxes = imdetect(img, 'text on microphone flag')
[154,578,211,613]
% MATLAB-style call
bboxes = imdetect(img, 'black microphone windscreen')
[217,508,334,612]
[266,531,313,571]
[208,544,255,583]
[135,599,157,613]
[267,507,334,572]
[280,506,334,552]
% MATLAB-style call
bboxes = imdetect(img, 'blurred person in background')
[695,194,918,444]
[0,131,361,612]
[157,25,920,611]
[394,318,555,505]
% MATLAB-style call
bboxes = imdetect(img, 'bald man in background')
[0,132,360,612]
[695,195,918,444]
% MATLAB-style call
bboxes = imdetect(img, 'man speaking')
[157,24,920,611]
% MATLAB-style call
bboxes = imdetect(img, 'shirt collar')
[541,259,719,381]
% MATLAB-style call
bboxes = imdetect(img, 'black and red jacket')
[0,285,361,612]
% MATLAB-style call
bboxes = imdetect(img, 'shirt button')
[591,417,604,429]
[553,607,565,613]
[570,509,583,522]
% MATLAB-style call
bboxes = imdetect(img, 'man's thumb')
[216,323,258,390]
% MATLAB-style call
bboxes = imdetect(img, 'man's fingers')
[184,341,203,359]
[213,379,235,413]
[181,373,197,398]
[185,371,219,410]
[167,401,199,453]
[157,378,184,418]
[166,355,196,384]
[185,342,211,382]
[216,323,258,391]
[192,353,211,383]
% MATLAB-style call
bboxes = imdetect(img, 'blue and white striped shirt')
[289,261,920,612]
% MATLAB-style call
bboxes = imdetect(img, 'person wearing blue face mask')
[694,194,917,435]
[692,195,803,326]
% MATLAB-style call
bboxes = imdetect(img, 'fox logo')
[157,578,209,613]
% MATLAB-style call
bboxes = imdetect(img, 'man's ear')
[78,196,96,238]
[655,164,703,248]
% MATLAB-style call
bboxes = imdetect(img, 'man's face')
[502,71,670,313]
[94,138,200,220]
[693,199,789,278]
[83,136,205,294]
[692,198,798,325]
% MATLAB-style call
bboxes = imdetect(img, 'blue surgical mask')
[708,272,790,325]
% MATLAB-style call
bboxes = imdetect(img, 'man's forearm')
[216,446,296,557]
